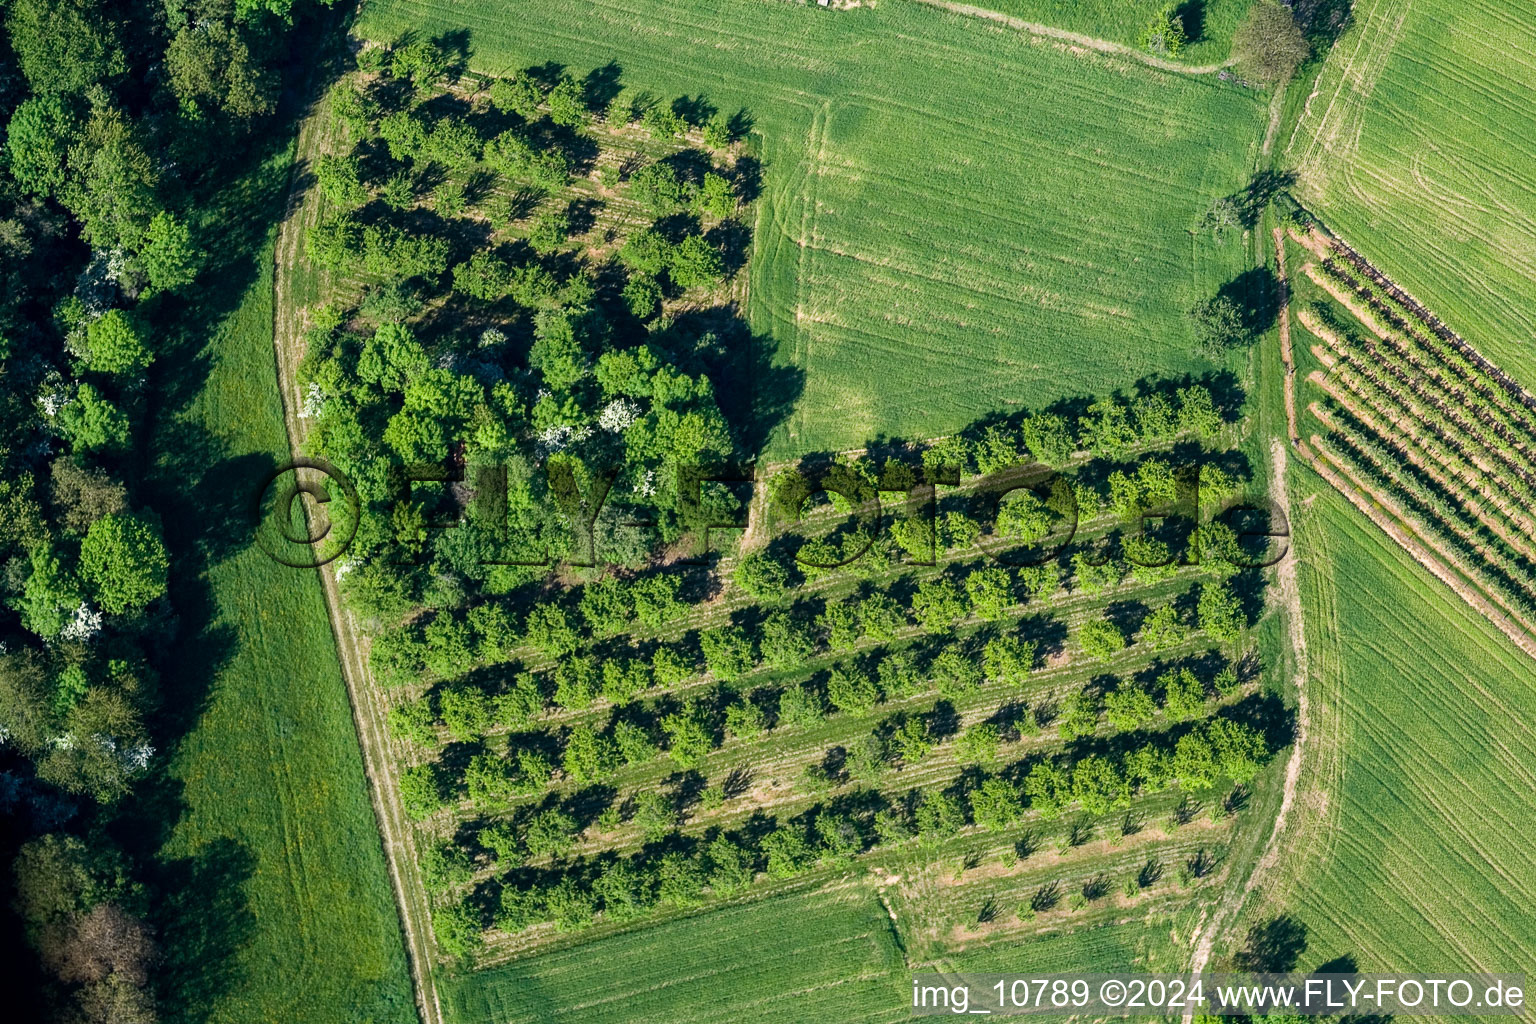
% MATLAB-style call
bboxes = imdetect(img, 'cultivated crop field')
[440,885,909,1024]
[1235,482,1536,978]
[357,0,1265,455]
[1287,0,1536,384]
[1280,224,1536,654]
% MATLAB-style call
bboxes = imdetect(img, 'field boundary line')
[909,0,1237,74]
[271,102,443,1024]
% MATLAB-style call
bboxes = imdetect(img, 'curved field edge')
[1227,479,1536,988]
[138,143,415,1022]
[354,0,1266,457]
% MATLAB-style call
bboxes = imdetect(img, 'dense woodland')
[0,2,343,1021]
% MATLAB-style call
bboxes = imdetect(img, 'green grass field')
[357,0,1265,455]
[139,147,415,1024]
[1245,481,1536,978]
[1287,0,1536,385]
[442,885,908,1024]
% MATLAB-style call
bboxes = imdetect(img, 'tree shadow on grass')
[152,838,258,1017]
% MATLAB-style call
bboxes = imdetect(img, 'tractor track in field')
[1183,230,1313,1001]
[272,103,445,1024]
[912,0,1238,74]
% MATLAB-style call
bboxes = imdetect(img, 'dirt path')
[913,0,1237,74]
[271,108,444,1024]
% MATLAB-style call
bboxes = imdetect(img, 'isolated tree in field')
[1139,3,1187,57]
[1201,195,1242,238]
[1188,294,1245,356]
[1232,0,1310,82]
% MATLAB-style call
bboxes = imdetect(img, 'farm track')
[273,100,445,1024]
[913,0,1238,75]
